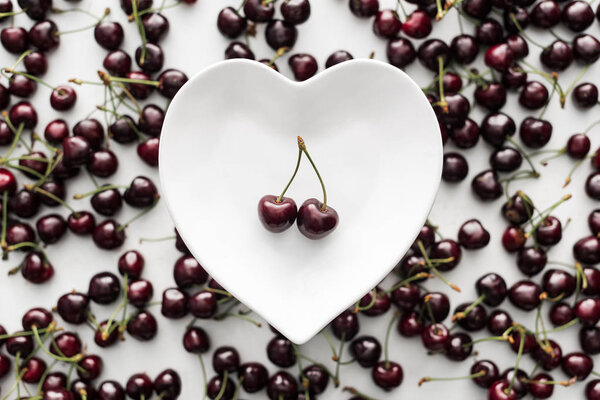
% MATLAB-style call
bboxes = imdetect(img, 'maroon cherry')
[94,21,124,50]
[458,219,490,249]
[1,27,29,54]
[500,369,529,398]
[52,332,82,357]
[349,0,379,17]
[372,361,403,390]
[490,147,522,172]
[519,81,549,110]
[481,112,516,147]
[289,54,318,81]
[531,0,561,27]
[358,287,391,316]
[476,273,507,306]
[120,0,153,14]
[77,354,103,381]
[10,189,40,218]
[21,251,54,283]
[520,117,552,148]
[580,327,600,355]
[462,0,491,18]
[454,302,488,331]
[475,18,504,46]
[422,292,450,321]
[267,371,298,400]
[124,176,158,208]
[21,357,46,383]
[238,362,269,393]
[91,187,123,216]
[421,323,450,351]
[93,219,125,249]
[402,10,432,38]
[540,40,573,70]
[6,221,35,246]
[509,280,541,310]
[445,332,473,361]
[517,247,547,276]
[573,83,598,108]
[562,0,594,31]
[157,69,188,99]
[161,288,188,319]
[325,50,353,68]
[224,41,255,59]
[267,336,296,367]
[398,311,424,337]
[42,372,67,391]
[391,282,420,311]
[531,340,562,370]
[127,310,158,341]
[24,51,48,75]
[502,64,527,89]
[73,118,104,150]
[487,309,512,335]
[183,326,210,353]
[125,71,154,99]
[89,272,121,304]
[386,37,417,68]
[142,13,169,43]
[9,101,38,128]
[331,310,359,340]
[373,9,402,38]
[574,236,600,264]
[450,34,479,64]
[471,360,500,388]
[153,369,182,400]
[351,336,382,368]
[217,7,247,38]
[472,169,502,200]
[573,34,600,63]
[9,74,37,98]
[297,198,338,239]
[417,39,450,71]
[128,279,153,308]
[22,307,53,330]
[88,149,118,178]
[475,82,507,110]
[280,0,311,24]
[36,214,67,244]
[485,43,514,71]
[575,298,600,326]
[50,86,77,111]
[488,380,517,400]
[451,118,480,148]
[442,152,469,182]
[57,292,89,324]
[104,50,132,76]
[126,373,153,400]
[562,352,593,380]
[536,216,562,245]
[45,119,69,144]
[28,20,59,51]
[542,269,575,298]
[265,19,297,50]
[188,290,217,319]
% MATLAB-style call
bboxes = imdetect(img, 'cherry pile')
[0,0,599,398]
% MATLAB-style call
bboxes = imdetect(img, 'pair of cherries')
[258,136,338,239]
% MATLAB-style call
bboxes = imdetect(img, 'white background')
[1,0,600,398]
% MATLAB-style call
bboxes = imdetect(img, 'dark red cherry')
[9,74,37,98]
[44,119,69,144]
[109,115,137,143]
[73,118,104,150]
[542,269,575,298]
[126,373,153,400]
[391,282,420,311]
[297,198,338,239]
[509,280,541,310]
[450,34,479,64]
[562,1,594,31]
[454,302,488,331]
[589,211,600,236]
[94,21,124,50]
[445,332,473,361]
[442,152,469,182]
[536,216,562,245]
[212,346,240,374]
[573,83,598,108]
[206,375,234,399]
[57,292,89,324]
[502,63,527,89]
[28,20,59,51]
[88,272,121,304]
[325,50,353,68]
[173,255,208,289]
[77,354,103,381]
[462,0,492,18]
[265,19,297,50]
[487,309,512,335]
[42,371,67,391]
[153,369,181,400]
[125,71,154,100]
[517,247,547,276]
[429,239,461,271]
[519,81,548,110]
[475,19,504,46]
[267,371,297,400]
[575,298,600,326]
[373,9,401,38]
[128,279,153,308]
[587,380,600,400]
[501,368,529,398]
[88,149,118,178]
[238,363,269,393]
[1,27,29,54]
[358,287,391,316]
[258,195,297,233]
[23,51,47,75]
[10,189,39,218]
[417,39,450,72]
[17,0,51,20]
[117,250,144,280]
[458,219,490,249]
[503,6,529,33]
[161,288,188,319]
[471,360,499,388]
[217,7,246,38]
[6,221,35,245]
[50,86,77,111]
[476,273,507,306]
[386,37,416,68]
[421,323,450,351]
[587,172,600,200]
[127,310,157,341]
[402,10,431,38]
[36,214,67,244]
[485,43,514,71]
[22,307,52,330]
[562,352,593,380]
[490,147,522,172]
[507,34,529,59]
[331,309,359,340]
[372,361,403,390]
[532,340,562,370]
[183,326,210,353]
[574,236,600,264]
[120,0,153,14]
[472,169,502,200]
[21,251,54,283]
[439,93,471,128]
[51,332,82,357]
[301,364,329,395]
[124,176,158,208]
[267,336,296,368]
[91,187,122,216]
[531,0,561,27]
[351,336,382,368]
[135,44,165,74]
[62,136,92,168]
[451,118,480,148]
[421,291,450,321]
[488,379,517,400]
[481,112,516,147]
[142,13,169,43]
[397,311,424,337]
[243,0,275,22]
[288,54,318,81]
[540,40,573,70]
[573,34,600,63]
[92,219,125,249]
[104,50,132,76]
[157,69,187,99]
[475,82,507,110]
[349,0,379,17]
[224,41,255,59]
[519,117,552,148]
[580,326,600,355]
[9,101,38,129]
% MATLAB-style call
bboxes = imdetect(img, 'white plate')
[159,59,442,344]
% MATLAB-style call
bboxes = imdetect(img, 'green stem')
[277,148,302,203]
[298,137,328,211]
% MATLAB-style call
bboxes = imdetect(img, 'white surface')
[0,0,599,399]
[159,59,441,344]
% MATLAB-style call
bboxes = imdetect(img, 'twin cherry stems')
[258,136,339,239]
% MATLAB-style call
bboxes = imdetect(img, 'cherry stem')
[417,240,461,292]
[1,191,8,252]
[26,185,78,215]
[509,14,545,49]
[98,71,159,87]
[118,197,161,232]
[333,333,345,388]
[342,386,380,400]
[437,57,448,112]
[139,235,176,243]
[384,312,399,368]
[0,117,25,163]
[354,288,377,313]
[298,354,339,386]
[57,8,111,36]
[382,272,432,295]
[32,325,82,363]
[131,0,148,64]
[102,275,128,339]
[269,47,289,66]
[451,294,486,323]
[197,354,208,400]
[3,69,56,91]
[298,136,328,211]
[507,326,526,393]
[277,148,302,203]
[73,184,129,199]
[322,331,338,359]
[505,137,539,176]
[396,0,408,19]
[214,370,229,400]
[418,370,485,386]
[562,65,589,103]
[9,50,32,71]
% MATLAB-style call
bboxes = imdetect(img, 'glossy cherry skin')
[501,369,529,398]
[485,43,514,72]
[402,10,432,38]
[217,7,246,38]
[451,118,480,148]
[21,251,54,283]
[73,118,104,150]
[509,280,541,310]
[77,354,103,381]
[471,360,500,388]
[487,309,512,335]
[454,302,488,331]
[575,298,600,326]
[22,51,47,76]
[51,332,82,357]
[481,112,516,147]
[153,369,181,400]
[421,292,450,321]
[476,273,507,306]
[238,362,269,393]
[142,13,169,43]
[450,34,479,64]
[531,0,561,27]
[386,37,417,68]
[490,147,522,172]
[6,334,34,357]
[1,27,29,54]
[257,195,298,233]
[57,292,89,324]
[0,119,13,145]
[126,373,153,400]
[22,307,53,330]
[488,380,517,400]
[549,302,575,326]
[588,172,600,200]
[584,266,600,295]
[9,101,38,129]
[580,327,600,355]
[502,64,527,89]
[372,361,403,390]
[289,54,318,81]
[124,176,158,208]
[297,198,338,239]
[573,83,598,108]
[562,0,594,31]
[91,188,123,216]
[88,272,121,304]
[349,0,379,17]
[519,81,549,110]
[461,0,491,18]
[458,219,490,249]
[42,371,67,391]
[520,117,552,148]
[183,326,210,353]
[536,216,562,245]
[326,50,353,68]
[373,9,402,38]
[29,20,59,51]
[472,170,502,200]
[517,247,547,276]
[421,323,450,351]
[331,310,359,340]
[36,214,67,244]
[94,322,119,347]
[9,74,37,98]
[573,34,600,63]
[350,336,382,368]
[161,288,188,319]
[6,221,36,246]
[267,336,296,367]
[391,282,420,311]
[444,332,473,361]
[127,310,158,341]
[540,40,573,70]
[10,189,40,218]
[587,380,600,400]
[128,279,153,308]
[562,352,593,380]
[224,41,255,60]
[417,39,450,71]
[542,269,575,298]
[532,340,562,371]
[442,153,469,182]
[475,19,504,46]
[475,83,507,111]
[429,239,462,271]
[21,357,46,383]
[267,371,298,400]
[93,219,126,249]
[265,19,297,50]
[94,21,124,50]
[212,346,241,374]
[120,0,153,14]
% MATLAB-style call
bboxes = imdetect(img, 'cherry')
[574,236,600,264]
[267,371,298,400]
[121,0,153,14]
[36,214,67,244]
[488,379,517,400]
[442,152,469,182]
[472,169,502,200]
[358,287,391,316]
[540,40,573,70]
[444,332,473,361]
[576,298,600,326]
[331,310,359,340]
[531,0,561,27]
[399,254,427,282]
[519,117,552,148]
[501,368,529,398]
[44,119,69,144]
[206,375,234,399]
[373,9,402,38]
[519,81,549,110]
[73,118,104,150]
[137,104,164,137]
[517,247,547,276]
[88,272,121,304]
[19,151,47,179]
[454,302,488,331]
[50,86,77,111]
[22,307,53,329]
[42,372,67,390]
[9,101,38,128]
[504,6,530,33]
[417,39,450,71]
[476,273,507,306]
[127,310,158,341]
[487,309,513,335]
[77,354,103,381]
[485,43,514,72]
[21,251,54,283]
[6,334,34,357]
[573,34,600,63]
[462,0,492,18]
[583,267,600,295]
[397,311,424,336]
[562,1,594,31]
[372,361,403,390]
[10,189,40,218]
[0,355,11,378]
[386,37,417,68]
[509,280,541,310]
[217,7,247,38]
[9,74,37,98]
[536,216,562,245]
[458,219,490,249]
[441,72,463,94]
[94,21,124,50]
[301,364,329,395]
[6,221,36,246]
[52,332,82,357]
[126,373,153,400]
[239,362,269,393]
[451,118,480,148]
[475,82,507,110]
[421,323,450,351]
[573,83,599,108]
[391,282,420,311]
[104,50,132,76]
[349,0,379,17]
[124,176,158,208]
[57,292,89,324]
[87,149,118,178]
[289,54,318,81]
[142,13,169,43]
[580,327,600,354]
[429,239,462,271]
[125,71,155,99]
[490,147,522,172]
[350,336,382,368]
[17,0,51,19]
[450,34,479,64]
[402,11,432,38]
[590,211,600,235]
[325,50,353,68]
[183,326,210,353]
[532,340,562,371]
[422,292,450,321]
[21,356,46,383]
[154,369,181,400]
[411,225,436,251]
[475,19,504,46]
[0,119,13,145]
[224,41,255,59]
[24,51,48,75]
[109,115,138,143]
[265,19,297,50]
[542,269,575,298]
[297,198,338,239]
[98,380,125,399]
[161,288,188,319]
[481,112,516,147]
[1,27,28,54]
[588,172,600,200]
[212,346,240,374]
[438,93,470,128]
[135,45,163,74]
[29,20,59,51]
[93,219,125,249]
[267,336,296,367]
[502,64,528,89]
[128,279,153,307]
[91,187,123,216]
[157,69,188,99]
[588,380,600,400]
[471,360,500,388]
[562,352,593,380]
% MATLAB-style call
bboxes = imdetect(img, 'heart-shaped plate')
[159,59,442,344]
